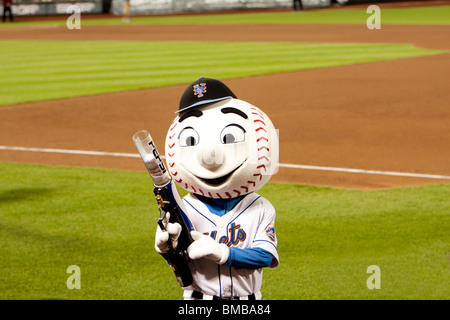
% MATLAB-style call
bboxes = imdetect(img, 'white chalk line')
[279,163,450,180]
[0,145,139,158]
[1,145,450,181]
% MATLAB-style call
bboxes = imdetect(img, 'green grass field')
[95,5,450,26]
[1,5,448,106]
[0,5,449,27]
[0,41,444,106]
[0,162,448,299]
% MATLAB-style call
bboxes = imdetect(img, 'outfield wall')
[1,0,333,16]
[2,0,438,17]
[0,0,104,16]
[110,0,331,16]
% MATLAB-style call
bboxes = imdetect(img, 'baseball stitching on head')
[251,106,270,176]
[167,115,198,194]
[167,115,180,183]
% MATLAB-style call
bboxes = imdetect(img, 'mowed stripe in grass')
[1,6,449,27]
[104,5,450,26]
[0,162,449,299]
[0,40,445,106]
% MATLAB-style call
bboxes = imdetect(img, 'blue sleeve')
[223,247,273,269]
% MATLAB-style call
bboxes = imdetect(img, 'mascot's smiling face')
[165,94,278,199]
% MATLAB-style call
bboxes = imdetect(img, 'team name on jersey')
[204,222,246,247]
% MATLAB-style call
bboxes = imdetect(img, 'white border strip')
[1,145,450,180]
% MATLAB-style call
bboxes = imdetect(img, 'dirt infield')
[1,21,449,189]
[2,24,449,50]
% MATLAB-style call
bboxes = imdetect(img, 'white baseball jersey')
[181,192,279,299]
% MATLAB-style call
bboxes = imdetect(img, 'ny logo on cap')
[193,83,207,98]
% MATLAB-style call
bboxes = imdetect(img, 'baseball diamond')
[0,1,449,301]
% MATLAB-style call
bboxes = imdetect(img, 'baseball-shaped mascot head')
[165,78,278,199]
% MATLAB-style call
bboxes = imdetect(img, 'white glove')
[187,231,230,265]
[154,213,182,254]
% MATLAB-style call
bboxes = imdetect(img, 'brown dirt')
[1,24,449,50]
[0,20,449,189]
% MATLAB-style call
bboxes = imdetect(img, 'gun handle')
[166,249,193,287]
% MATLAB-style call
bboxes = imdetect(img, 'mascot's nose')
[197,141,225,171]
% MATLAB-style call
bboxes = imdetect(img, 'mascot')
[156,78,279,300]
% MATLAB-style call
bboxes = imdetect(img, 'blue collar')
[194,194,246,217]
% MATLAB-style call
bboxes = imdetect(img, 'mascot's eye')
[220,124,246,144]
[179,127,199,147]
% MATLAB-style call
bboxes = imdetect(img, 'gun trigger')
[158,208,167,224]
[156,194,164,209]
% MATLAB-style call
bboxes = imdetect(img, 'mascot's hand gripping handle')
[133,130,194,288]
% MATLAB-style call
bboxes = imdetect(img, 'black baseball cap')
[177,77,237,113]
